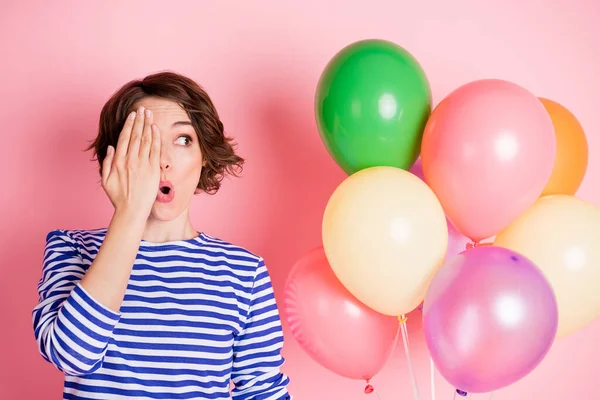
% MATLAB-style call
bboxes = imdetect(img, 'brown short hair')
[86,71,244,195]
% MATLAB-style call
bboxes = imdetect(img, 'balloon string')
[399,315,421,400]
[373,388,382,400]
[430,358,435,400]
[488,392,495,400]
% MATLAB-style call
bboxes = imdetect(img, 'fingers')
[139,108,153,159]
[127,107,147,159]
[114,110,137,161]
[102,145,115,187]
[150,124,161,168]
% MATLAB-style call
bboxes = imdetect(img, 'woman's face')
[130,96,204,222]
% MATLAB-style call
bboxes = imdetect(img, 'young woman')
[32,71,291,399]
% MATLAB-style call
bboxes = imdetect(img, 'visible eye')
[175,135,193,146]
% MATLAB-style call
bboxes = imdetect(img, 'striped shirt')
[32,228,291,400]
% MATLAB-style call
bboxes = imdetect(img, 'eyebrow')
[172,121,193,128]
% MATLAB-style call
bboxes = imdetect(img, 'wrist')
[111,208,148,231]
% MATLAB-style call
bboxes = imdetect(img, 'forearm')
[80,209,147,312]
[35,283,121,375]
[33,228,127,376]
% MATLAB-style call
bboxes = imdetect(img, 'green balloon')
[315,39,432,175]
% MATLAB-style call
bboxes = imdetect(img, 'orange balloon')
[539,98,588,196]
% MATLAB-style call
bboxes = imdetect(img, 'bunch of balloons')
[283,38,598,395]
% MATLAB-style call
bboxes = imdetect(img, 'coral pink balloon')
[283,247,399,380]
[421,79,556,242]
[423,246,558,393]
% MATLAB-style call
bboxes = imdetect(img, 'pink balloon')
[283,247,399,380]
[410,158,471,261]
[423,246,558,393]
[421,79,556,242]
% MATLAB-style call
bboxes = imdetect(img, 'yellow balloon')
[322,166,448,316]
[494,195,600,338]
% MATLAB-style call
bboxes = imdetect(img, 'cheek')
[175,150,203,181]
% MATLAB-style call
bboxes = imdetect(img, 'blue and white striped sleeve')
[31,229,120,376]
[231,258,291,400]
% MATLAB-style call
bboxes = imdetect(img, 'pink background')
[1,1,598,398]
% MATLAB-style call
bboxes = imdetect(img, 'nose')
[160,150,172,171]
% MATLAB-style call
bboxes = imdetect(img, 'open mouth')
[157,181,174,202]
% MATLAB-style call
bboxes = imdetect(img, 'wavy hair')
[86,71,244,194]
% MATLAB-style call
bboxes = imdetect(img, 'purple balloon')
[410,158,470,261]
[423,246,558,393]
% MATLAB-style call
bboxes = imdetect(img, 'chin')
[150,202,186,222]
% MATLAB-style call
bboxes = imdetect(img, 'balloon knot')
[466,241,480,250]
[398,316,408,324]
[364,384,374,394]
[456,389,468,397]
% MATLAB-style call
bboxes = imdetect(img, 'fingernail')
[145,109,152,118]
[128,111,136,120]
[107,146,113,155]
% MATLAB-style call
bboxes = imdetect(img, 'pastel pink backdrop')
[1,1,598,398]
